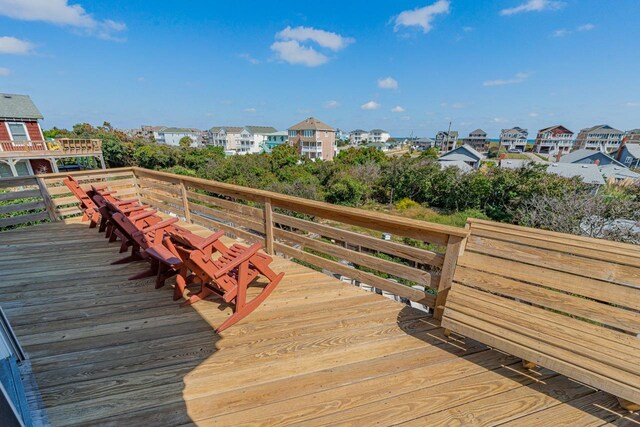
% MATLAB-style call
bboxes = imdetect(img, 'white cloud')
[500,0,565,16]
[483,71,531,86]
[552,23,595,37]
[244,107,257,113]
[377,76,398,89]
[271,26,353,67]
[361,101,381,110]
[271,40,328,67]
[394,0,450,33]
[0,36,34,54]
[625,102,640,108]
[391,106,405,113]
[276,26,354,51]
[238,53,260,64]
[324,100,340,109]
[462,26,474,32]
[0,0,126,40]
[0,67,10,76]
[529,112,539,117]
[493,117,509,123]
[577,23,595,32]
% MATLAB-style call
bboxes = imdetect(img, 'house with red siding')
[0,93,104,177]
[534,125,574,157]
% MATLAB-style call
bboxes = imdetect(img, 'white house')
[209,126,244,151]
[369,129,390,143]
[157,127,202,147]
[500,127,528,151]
[237,126,278,154]
[349,129,369,145]
[575,124,624,153]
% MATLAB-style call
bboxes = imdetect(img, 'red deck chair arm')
[196,230,225,250]
[140,217,178,234]
[212,243,262,278]
[129,209,158,222]
[120,204,149,214]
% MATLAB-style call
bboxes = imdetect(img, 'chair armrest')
[121,205,149,214]
[141,217,179,234]
[197,230,225,250]
[213,243,261,278]
[130,209,158,222]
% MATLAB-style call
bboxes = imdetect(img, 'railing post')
[433,234,466,320]
[263,197,274,254]
[179,179,191,223]
[35,176,58,221]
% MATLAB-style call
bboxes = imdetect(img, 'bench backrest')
[63,176,97,212]
[441,218,640,405]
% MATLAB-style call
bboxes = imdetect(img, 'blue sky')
[1,0,639,137]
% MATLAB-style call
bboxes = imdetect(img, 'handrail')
[1,166,470,310]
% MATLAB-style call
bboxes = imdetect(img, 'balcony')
[0,167,638,425]
[0,138,103,158]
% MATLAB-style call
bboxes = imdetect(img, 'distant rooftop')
[547,163,605,185]
[289,117,335,131]
[161,127,201,133]
[0,93,43,120]
[245,126,278,134]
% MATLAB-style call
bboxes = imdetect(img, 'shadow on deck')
[0,220,637,426]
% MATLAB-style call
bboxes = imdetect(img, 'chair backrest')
[441,218,640,406]
[63,176,97,212]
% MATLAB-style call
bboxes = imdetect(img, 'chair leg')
[215,271,284,333]
[112,246,143,265]
[181,286,215,306]
[129,259,159,280]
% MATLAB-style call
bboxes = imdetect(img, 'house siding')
[0,121,10,140]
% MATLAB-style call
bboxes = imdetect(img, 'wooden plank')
[138,196,184,216]
[179,180,191,223]
[447,287,640,376]
[453,266,640,334]
[273,212,444,267]
[0,189,41,202]
[189,202,265,232]
[274,227,436,288]
[36,176,58,221]
[186,190,264,220]
[191,214,265,245]
[458,251,640,309]
[264,197,274,255]
[0,176,38,188]
[137,178,181,195]
[468,217,640,254]
[274,242,435,306]
[51,195,78,207]
[470,222,640,267]
[0,211,49,228]
[434,234,465,320]
[466,235,640,287]
[0,200,45,215]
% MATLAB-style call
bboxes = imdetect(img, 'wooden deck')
[0,220,638,426]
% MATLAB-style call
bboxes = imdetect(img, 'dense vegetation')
[48,122,640,243]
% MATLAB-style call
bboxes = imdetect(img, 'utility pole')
[446,121,452,152]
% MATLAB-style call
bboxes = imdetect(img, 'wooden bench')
[441,218,640,411]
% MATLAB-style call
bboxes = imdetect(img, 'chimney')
[594,159,600,166]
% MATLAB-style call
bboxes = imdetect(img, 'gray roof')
[161,127,200,133]
[440,144,485,161]
[0,93,43,120]
[265,131,288,136]
[579,124,624,135]
[210,126,244,133]
[365,142,389,148]
[546,163,605,185]
[350,129,368,134]
[369,129,388,133]
[623,143,640,158]
[599,164,640,181]
[469,128,487,135]
[289,117,335,131]
[245,126,278,134]
[559,148,624,166]
[438,159,473,173]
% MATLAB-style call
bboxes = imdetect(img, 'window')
[288,130,297,137]
[7,123,29,141]
[303,130,314,138]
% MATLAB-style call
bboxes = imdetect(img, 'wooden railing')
[0,139,102,155]
[0,167,469,311]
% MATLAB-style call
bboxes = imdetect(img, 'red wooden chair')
[63,176,102,227]
[91,188,152,239]
[169,231,284,332]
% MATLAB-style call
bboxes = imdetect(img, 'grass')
[502,153,529,160]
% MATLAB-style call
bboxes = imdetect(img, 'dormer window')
[7,122,29,141]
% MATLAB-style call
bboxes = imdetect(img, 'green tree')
[179,136,193,149]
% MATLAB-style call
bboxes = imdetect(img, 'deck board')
[0,219,634,426]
